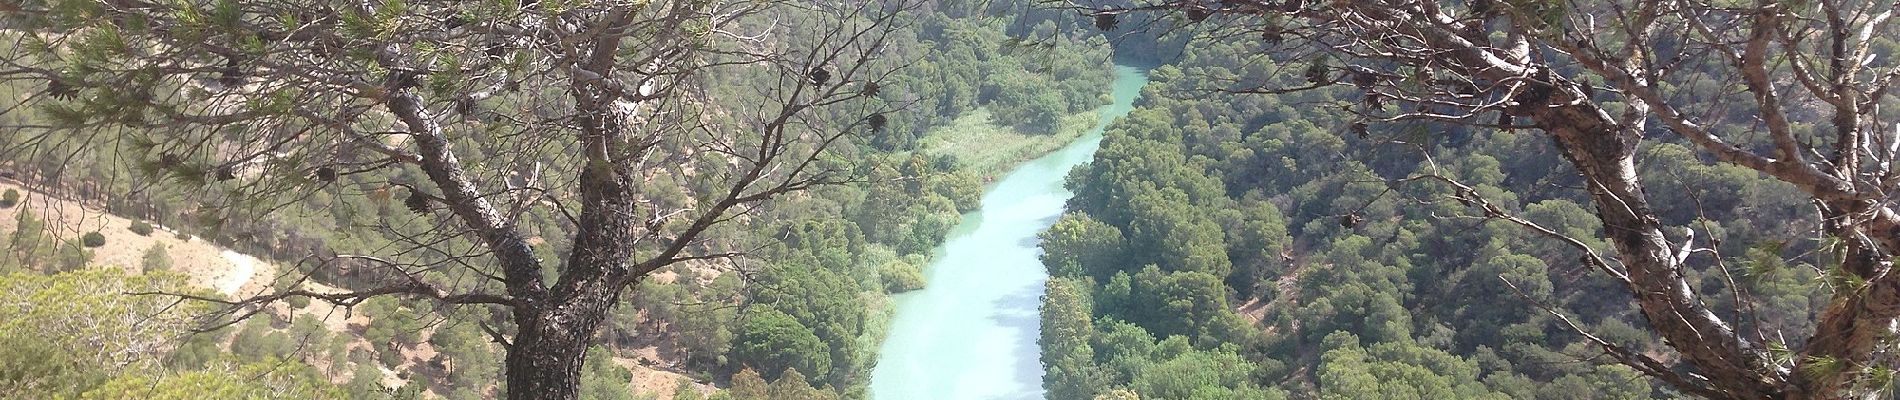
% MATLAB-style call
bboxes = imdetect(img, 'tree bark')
[1536,104,1784,398]
[497,28,649,399]
[505,291,617,400]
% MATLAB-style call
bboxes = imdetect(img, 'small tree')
[141,244,172,272]
[53,240,89,271]
[275,272,310,310]
[0,189,17,208]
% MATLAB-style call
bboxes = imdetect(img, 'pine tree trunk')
[504,293,617,400]
[505,322,589,400]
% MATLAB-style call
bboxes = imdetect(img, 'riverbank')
[918,107,1104,178]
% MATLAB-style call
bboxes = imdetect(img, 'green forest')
[1038,1,1900,399]
[3,0,1900,399]
[0,0,1115,398]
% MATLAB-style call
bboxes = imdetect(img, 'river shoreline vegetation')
[1039,1,1900,400]
[0,0,1115,399]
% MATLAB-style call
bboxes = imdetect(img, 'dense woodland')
[0,1,1114,398]
[1041,1,1900,399]
[5,0,1900,399]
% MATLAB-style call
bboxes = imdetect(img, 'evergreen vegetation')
[1038,0,1900,398]
[0,0,1115,398]
[127,221,153,236]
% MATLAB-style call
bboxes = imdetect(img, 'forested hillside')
[1042,1,1900,399]
[0,1,1117,398]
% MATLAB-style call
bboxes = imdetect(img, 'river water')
[868,65,1148,400]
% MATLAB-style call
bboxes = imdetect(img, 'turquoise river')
[869,64,1150,400]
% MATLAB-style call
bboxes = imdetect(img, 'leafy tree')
[1128,340,1281,400]
[359,298,426,367]
[671,277,742,369]
[1220,197,1289,297]
[230,318,295,362]
[431,323,500,393]
[0,333,98,398]
[1,1,910,398]
[1316,332,1507,400]
[1040,212,1128,280]
[0,269,294,397]
[344,362,386,400]
[54,239,92,271]
[766,369,840,400]
[1535,364,1652,400]
[672,378,707,400]
[992,78,1068,134]
[731,307,831,385]
[140,244,172,272]
[747,261,870,385]
[1042,277,1102,400]
[1120,266,1250,346]
[163,330,227,371]
[727,368,770,400]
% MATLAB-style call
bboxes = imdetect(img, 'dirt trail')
[217,249,259,296]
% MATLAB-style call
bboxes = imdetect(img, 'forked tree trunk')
[504,289,620,400]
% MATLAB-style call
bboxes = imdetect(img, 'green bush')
[128,221,154,236]
[80,232,106,247]
[56,240,91,271]
[0,189,16,208]
[142,244,173,272]
[879,259,926,293]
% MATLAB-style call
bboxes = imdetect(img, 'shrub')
[128,221,154,236]
[142,244,173,272]
[879,259,926,293]
[56,240,91,271]
[80,232,106,247]
[0,189,16,208]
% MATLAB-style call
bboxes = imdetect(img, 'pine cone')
[807,67,830,87]
[1094,13,1119,31]
[405,191,431,214]
[314,166,337,182]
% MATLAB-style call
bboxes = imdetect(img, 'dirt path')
[217,249,260,296]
